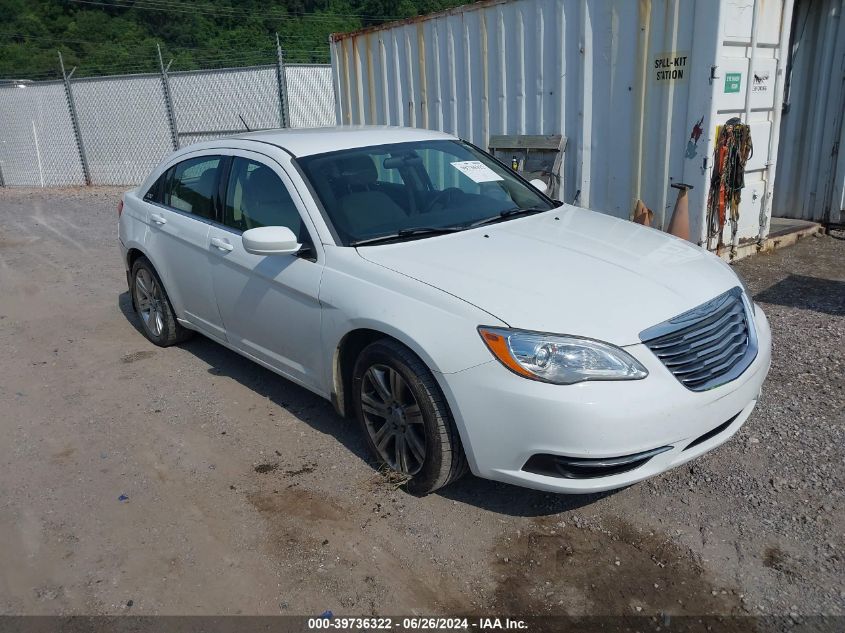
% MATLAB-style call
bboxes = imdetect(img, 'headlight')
[478,327,648,385]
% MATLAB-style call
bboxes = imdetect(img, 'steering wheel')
[422,187,464,214]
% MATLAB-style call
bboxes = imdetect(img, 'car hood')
[356,205,742,346]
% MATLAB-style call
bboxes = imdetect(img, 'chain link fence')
[0,58,336,187]
[285,63,337,128]
[0,81,84,187]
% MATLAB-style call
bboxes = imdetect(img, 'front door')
[207,153,324,392]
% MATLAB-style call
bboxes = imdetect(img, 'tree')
[0,0,473,79]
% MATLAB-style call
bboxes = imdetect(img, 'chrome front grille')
[640,287,757,392]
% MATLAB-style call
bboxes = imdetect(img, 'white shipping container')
[331,0,795,248]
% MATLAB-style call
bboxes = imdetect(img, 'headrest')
[246,167,284,203]
[336,154,377,185]
[197,168,217,192]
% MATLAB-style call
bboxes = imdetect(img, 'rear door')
[144,153,226,340]
[207,151,325,392]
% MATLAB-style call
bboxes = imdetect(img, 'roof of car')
[231,125,458,157]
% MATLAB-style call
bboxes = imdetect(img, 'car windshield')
[296,140,555,246]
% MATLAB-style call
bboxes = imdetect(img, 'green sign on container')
[724,72,742,93]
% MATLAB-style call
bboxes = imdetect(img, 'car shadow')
[118,291,612,517]
[436,475,619,516]
[187,336,373,464]
[119,290,145,336]
[118,291,375,466]
[754,274,845,317]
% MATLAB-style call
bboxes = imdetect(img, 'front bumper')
[437,307,772,494]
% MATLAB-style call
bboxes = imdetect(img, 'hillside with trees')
[0,0,469,80]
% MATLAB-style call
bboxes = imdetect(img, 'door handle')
[150,213,167,225]
[211,237,234,252]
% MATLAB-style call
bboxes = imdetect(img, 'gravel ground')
[0,187,842,618]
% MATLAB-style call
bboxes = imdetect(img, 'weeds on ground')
[368,464,411,491]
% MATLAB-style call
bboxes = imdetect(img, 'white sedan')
[118,126,771,495]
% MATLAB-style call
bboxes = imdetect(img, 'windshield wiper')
[349,203,560,246]
[465,205,552,229]
[350,226,465,247]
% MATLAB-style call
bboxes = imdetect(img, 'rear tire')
[130,256,193,347]
[352,339,468,495]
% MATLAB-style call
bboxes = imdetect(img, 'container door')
[709,0,789,245]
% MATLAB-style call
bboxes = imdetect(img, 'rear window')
[143,171,168,203]
[167,157,221,220]
[143,156,222,221]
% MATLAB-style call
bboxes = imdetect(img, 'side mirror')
[242,226,301,256]
[529,178,549,194]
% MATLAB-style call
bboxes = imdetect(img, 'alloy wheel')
[134,268,165,337]
[360,364,426,475]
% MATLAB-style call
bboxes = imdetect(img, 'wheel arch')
[126,246,146,271]
[332,328,389,418]
[331,325,473,488]
[125,246,150,309]
[124,245,184,319]
[331,326,446,420]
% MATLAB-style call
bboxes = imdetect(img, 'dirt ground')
[0,187,842,617]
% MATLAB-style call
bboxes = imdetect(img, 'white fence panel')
[170,66,282,145]
[0,82,84,187]
[285,64,336,128]
[73,74,174,186]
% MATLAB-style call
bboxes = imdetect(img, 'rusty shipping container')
[331,0,795,247]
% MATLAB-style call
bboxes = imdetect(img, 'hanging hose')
[706,117,753,254]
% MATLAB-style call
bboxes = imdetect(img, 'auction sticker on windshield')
[451,160,504,183]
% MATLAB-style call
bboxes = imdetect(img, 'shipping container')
[331,0,795,249]
[773,0,845,226]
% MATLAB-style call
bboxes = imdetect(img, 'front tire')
[130,256,192,347]
[352,339,468,494]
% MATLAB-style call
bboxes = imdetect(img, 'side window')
[166,156,221,220]
[144,167,175,204]
[144,172,167,202]
[224,158,304,239]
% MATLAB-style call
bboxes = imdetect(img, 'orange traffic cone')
[667,182,693,240]
[632,199,653,227]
